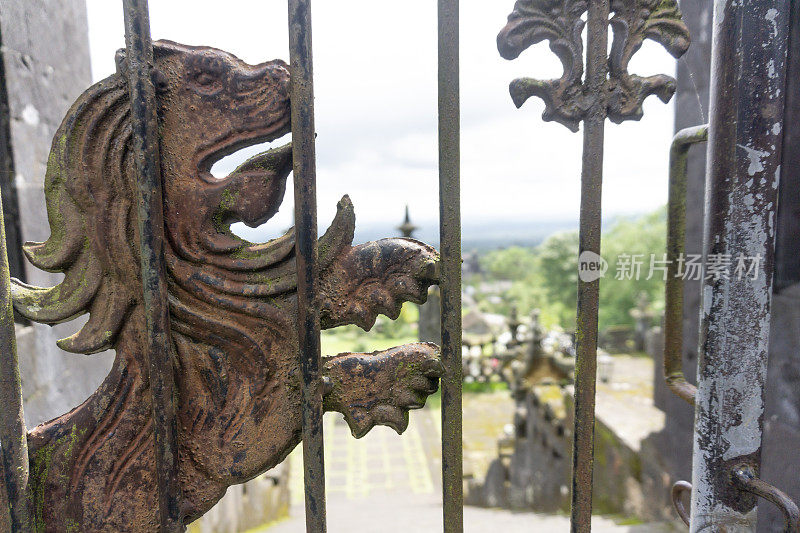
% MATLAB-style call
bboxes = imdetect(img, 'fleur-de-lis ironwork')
[498,0,690,131]
[498,1,689,531]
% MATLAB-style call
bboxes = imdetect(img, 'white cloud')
[85,0,678,238]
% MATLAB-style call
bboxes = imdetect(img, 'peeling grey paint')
[737,144,769,176]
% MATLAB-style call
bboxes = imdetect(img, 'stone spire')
[397,205,418,238]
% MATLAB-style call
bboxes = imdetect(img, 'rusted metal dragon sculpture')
[11,41,442,531]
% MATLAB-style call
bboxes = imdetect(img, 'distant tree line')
[474,207,666,331]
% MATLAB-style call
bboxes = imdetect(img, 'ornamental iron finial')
[498,0,690,131]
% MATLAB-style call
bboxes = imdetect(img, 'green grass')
[321,329,418,355]
[611,515,646,526]
[426,389,441,409]
[462,381,509,394]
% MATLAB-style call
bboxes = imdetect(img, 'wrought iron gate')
[0,0,798,532]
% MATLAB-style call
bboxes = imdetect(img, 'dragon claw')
[322,343,442,438]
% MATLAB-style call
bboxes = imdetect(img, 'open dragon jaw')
[11,40,442,531]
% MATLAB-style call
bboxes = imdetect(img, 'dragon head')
[143,41,296,255]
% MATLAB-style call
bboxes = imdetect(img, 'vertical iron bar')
[0,34,26,285]
[0,191,30,531]
[288,1,326,531]
[0,459,9,533]
[570,0,609,531]
[689,0,791,530]
[122,1,183,530]
[438,0,462,531]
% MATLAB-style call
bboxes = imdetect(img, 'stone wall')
[644,0,706,521]
[507,386,570,512]
[759,285,800,530]
[759,0,800,527]
[0,456,7,533]
[187,464,290,533]
[648,0,712,507]
[639,328,677,521]
[467,384,648,519]
[418,286,441,345]
[0,0,115,428]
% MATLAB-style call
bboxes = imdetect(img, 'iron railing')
[0,171,27,533]
[0,0,461,530]
[287,2,328,530]
[437,1,463,530]
[1,0,799,532]
[661,1,800,530]
[123,2,183,530]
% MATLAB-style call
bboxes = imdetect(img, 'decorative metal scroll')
[497,0,689,530]
[498,0,690,131]
[9,41,442,531]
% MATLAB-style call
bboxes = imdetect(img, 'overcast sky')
[84,1,699,242]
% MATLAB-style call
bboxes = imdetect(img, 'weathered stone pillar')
[0,0,114,427]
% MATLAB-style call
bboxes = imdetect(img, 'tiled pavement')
[262,408,677,533]
[288,412,440,504]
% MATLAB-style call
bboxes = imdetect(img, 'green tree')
[533,231,579,327]
[599,207,666,328]
[473,207,666,331]
[482,246,538,281]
